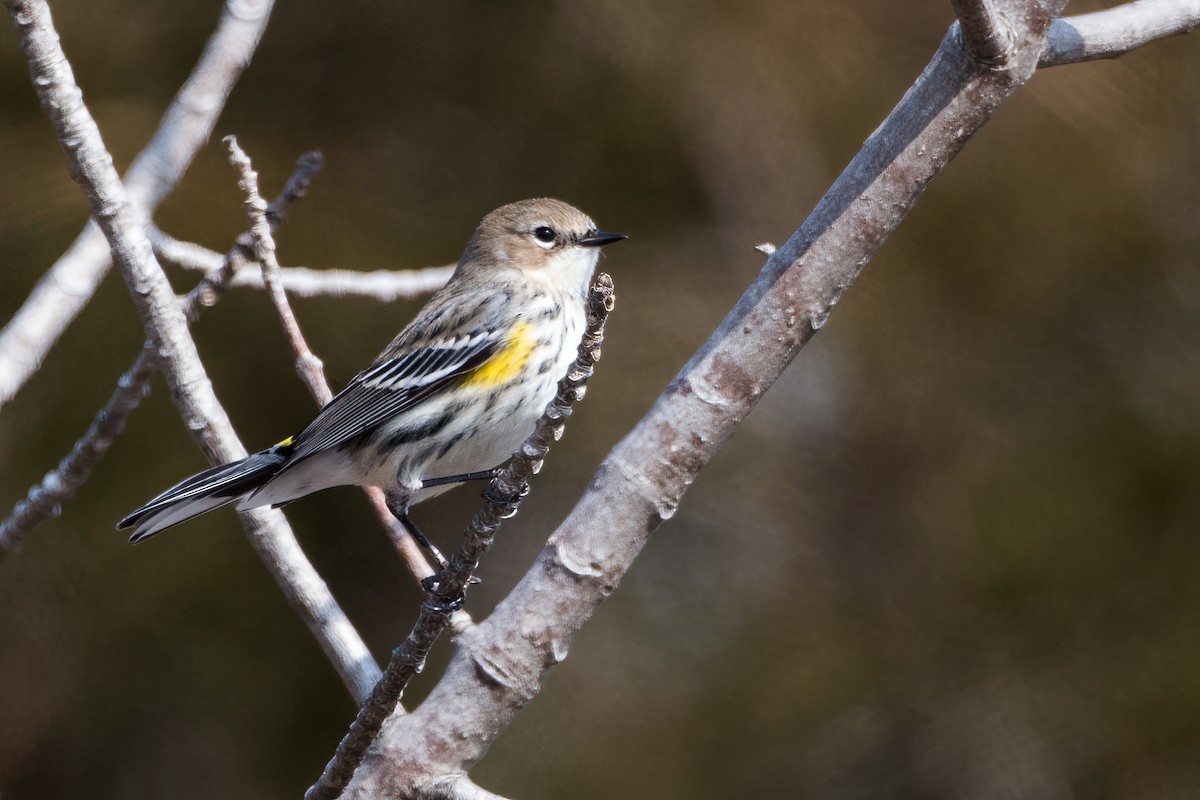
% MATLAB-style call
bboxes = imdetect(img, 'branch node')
[951,0,1014,68]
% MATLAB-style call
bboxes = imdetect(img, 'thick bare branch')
[311,276,614,800]
[4,0,378,702]
[1040,0,1200,66]
[0,153,322,560]
[339,1,1080,794]
[151,228,455,301]
[0,0,275,409]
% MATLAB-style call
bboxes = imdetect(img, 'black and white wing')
[288,328,505,461]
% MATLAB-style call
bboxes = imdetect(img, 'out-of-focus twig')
[151,228,455,301]
[306,274,615,800]
[0,0,276,409]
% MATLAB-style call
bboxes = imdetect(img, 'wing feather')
[288,329,504,460]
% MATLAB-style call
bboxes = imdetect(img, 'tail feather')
[118,449,288,542]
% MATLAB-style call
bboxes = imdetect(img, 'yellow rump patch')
[463,323,536,389]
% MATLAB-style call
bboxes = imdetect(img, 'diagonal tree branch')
[0,152,322,561]
[0,0,275,409]
[338,0,1097,795]
[4,0,379,704]
[1040,0,1200,66]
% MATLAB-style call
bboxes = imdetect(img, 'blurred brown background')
[3,1,1200,797]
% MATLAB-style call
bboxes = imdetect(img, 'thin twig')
[0,0,276,408]
[1040,0,1200,66]
[306,274,615,800]
[223,137,450,586]
[0,152,322,560]
[151,228,455,301]
[227,136,330,403]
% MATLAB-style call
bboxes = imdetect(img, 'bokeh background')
[3,1,1200,797]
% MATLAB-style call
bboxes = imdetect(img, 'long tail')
[117,448,289,543]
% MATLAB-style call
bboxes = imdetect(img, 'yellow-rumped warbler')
[118,198,625,557]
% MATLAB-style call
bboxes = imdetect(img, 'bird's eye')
[532,226,556,247]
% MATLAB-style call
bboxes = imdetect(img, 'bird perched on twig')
[118,198,625,566]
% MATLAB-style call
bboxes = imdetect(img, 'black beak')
[578,230,628,247]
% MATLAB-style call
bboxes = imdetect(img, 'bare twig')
[4,0,378,702]
[151,228,455,301]
[0,0,275,408]
[1040,0,1200,66]
[226,262,456,301]
[952,0,1013,66]
[0,153,322,560]
[227,136,330,402]
[223,136,440,586]
[308,275,615,800]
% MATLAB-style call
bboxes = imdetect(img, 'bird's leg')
[386,498,449,574]
[419,467,503,490]
[399,512,482,599]
[384,491,477,597]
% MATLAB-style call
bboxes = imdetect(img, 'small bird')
[118,198,625,561]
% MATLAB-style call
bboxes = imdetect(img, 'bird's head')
[458,198,625,291]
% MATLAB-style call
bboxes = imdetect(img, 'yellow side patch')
[274,435,295,448]
[463,323,536,389]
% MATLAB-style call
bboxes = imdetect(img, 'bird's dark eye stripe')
[533,226,556,243]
